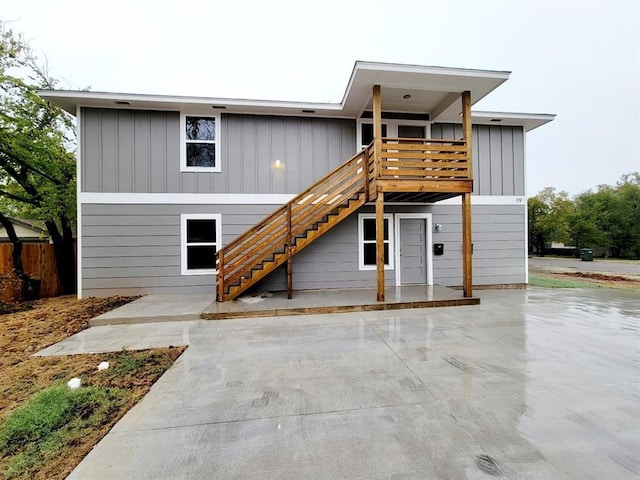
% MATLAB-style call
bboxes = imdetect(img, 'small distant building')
[0,218,49,243]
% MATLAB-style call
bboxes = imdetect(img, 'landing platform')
[201,285,480,320]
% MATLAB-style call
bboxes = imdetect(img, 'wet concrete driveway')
[65,288,639,479]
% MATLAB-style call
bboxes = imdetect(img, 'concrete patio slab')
[89,294,212,326]
[45,287,638,479]
[201,284,479,319]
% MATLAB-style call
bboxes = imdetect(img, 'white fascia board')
[435,195,527,206]
[79,192,296,205]
[39,89,344,116]
[471,111,556,131]
[39,61,513,117]
[351,61,511,80]
[434,110,555,131]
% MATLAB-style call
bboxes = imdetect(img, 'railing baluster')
[217,249,224,301]
[286,202,292,299]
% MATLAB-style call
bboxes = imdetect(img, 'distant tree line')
[528,173,640,259]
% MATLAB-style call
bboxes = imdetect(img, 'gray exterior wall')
[82,203,276,296]
[81,108,356,194]
[81,202,525,297]
[429,204,526,286]
[431,123,525,196]
[79,114,527,297]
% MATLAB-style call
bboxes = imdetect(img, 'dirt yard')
[0,296,185,479]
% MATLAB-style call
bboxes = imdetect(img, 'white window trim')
[180,113,221,173]
[358,213,395,271]
[180,213,222,275]
[356,118,432,150]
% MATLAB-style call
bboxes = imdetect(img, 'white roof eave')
[39,61,554,132]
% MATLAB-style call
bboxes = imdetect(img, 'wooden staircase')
[216,147,374,301]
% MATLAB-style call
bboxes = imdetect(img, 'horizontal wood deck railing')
[378,138,470,180]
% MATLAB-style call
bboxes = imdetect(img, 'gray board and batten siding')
[81,203,525,297]
[81,108,356,195]
[431,123,525,196]
[80,109,525,198]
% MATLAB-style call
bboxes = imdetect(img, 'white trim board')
[80,193,296,205]
[431,195,526,206]
[76,106,83,298]
[366,195,527,207]
[81,193,526,206]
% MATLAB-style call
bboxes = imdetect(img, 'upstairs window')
[181,214,221,275]
[181,114,221,172]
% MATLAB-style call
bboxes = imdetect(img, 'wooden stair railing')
[216,146,373,301]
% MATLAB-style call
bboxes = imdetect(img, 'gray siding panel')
[81,108,356,194]
[512,128,525,195]
[81,201,525,296]
[81,203,279,297]
[432,124,525,197]
[430,204,526,286]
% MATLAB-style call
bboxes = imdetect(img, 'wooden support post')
[461,90,473,297]
[217,249,224,302]
[373,84,385,302]
[462,192,473,297]
[376,191,385,302]
[373,84,382,180]
[286,203,293,299]
[461,90,473,179]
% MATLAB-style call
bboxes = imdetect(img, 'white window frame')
[180,113,221,173]
[180,213,222,275]
[356,118,432,150]
[358,213,395,271]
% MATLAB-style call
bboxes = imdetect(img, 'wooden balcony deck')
[366,137,473,203]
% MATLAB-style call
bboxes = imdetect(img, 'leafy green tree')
[527,187,571,256]
[530,173,640,259]
[593,173,640,257]
[0,22,76,295]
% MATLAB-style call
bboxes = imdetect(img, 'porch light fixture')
[435,223,443,231]
[274,159,283,169]
[403,94,411,99]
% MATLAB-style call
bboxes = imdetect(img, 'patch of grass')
[529,273,599,289]
[0,347,185,480]
[0,295,186,480]
[0,384,125,478]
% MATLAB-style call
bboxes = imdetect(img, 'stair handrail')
[218,143,374,300]
[220,147,369,257]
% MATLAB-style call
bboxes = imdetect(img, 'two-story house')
[40,61,553,301]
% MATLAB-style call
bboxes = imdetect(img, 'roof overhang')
[40,61,552,131]
[340,61,510,119]
[455,111,556,132]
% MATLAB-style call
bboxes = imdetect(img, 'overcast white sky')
[2,0,639,196]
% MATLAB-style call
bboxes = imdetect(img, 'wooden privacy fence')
[0,243,72,302]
